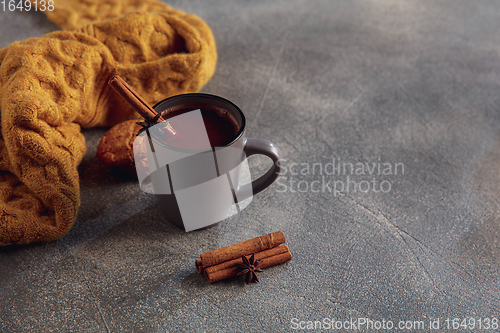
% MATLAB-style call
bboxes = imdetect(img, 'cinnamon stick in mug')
[108,75,176,137]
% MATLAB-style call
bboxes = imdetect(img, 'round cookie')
[97,119,143,167]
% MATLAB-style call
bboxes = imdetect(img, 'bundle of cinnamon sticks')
[196,231,292,283]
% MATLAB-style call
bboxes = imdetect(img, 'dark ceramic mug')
[133,93,281,231]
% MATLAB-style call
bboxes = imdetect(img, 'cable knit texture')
[0,0,217,245]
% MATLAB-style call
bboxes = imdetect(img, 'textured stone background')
[1,0,499,332]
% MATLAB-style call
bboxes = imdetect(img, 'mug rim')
[148,93,246,153]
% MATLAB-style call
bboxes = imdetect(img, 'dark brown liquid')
[161,107,238,150]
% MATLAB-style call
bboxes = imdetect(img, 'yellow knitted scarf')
[0,0,217,245]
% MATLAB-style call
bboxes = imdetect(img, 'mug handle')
[243,138,282,195]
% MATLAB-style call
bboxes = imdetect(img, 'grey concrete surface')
[1,0,500,332]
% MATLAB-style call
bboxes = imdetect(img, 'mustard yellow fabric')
[0,0,217,245]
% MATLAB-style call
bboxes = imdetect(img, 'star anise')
[235,253,263,284]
